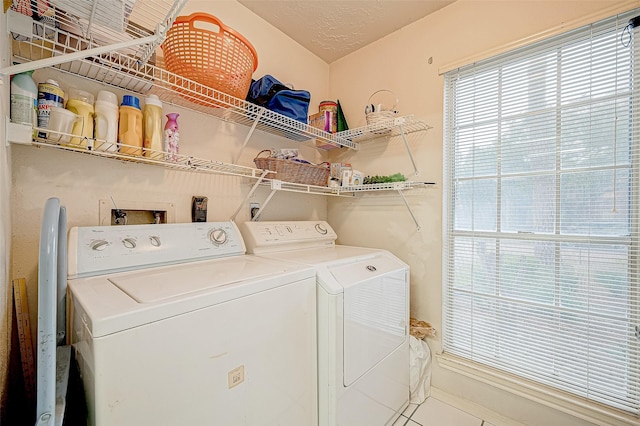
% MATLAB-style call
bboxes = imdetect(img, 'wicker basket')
[161,13,258,101]
[254,150,330,186]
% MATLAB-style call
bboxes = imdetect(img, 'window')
[443,11,640,414]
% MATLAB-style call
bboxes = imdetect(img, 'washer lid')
[68,256,315,337]
[109,256,276,303]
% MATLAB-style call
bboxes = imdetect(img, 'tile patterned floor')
[392,397,496,426]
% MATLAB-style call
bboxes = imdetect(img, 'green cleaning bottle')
[11,70,38,129]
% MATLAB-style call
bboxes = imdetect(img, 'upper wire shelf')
[4,2,432,155]
[338,115,433,143]
[5,0,186,69]
[3,2,358,151]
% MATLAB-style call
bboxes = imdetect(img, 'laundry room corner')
[327,1,640,425]
[4,0,640,424]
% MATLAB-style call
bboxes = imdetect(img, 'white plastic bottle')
[143,94,163,157]
[94,90,119,151]
[11,70,38,130]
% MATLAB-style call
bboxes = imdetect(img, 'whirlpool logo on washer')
[366,265,377,272]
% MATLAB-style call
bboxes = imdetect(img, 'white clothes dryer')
[241,221,410,426]
[67,222,317,426]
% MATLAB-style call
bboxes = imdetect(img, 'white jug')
[94,90,119,152]
[47,107,81,144]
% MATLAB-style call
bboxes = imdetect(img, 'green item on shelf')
[337,99,349,132]
[363,173,407,184]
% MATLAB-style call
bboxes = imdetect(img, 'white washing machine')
[67,222,317,426]
[241,221,410,426]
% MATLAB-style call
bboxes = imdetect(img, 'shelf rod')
[230,170,269,222]
[0,34,158,76]
[138,0,188,64]
[234,109,264,164]
[397,189,421,232]
[398,123,419,176]
[86,0,100,36]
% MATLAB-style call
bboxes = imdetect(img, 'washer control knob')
[122,238,136,249]
[90,240,109,251]
[315,223,328,235]
[208,228,228,246]
[149,236,161,247]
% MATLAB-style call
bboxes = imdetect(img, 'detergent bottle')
[94,90,119,151]
[66,88,95,147]
[10,70,38,132]
[143,94,163,157]
[118,95,143,155]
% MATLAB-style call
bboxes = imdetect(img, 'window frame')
[442,9,640,416]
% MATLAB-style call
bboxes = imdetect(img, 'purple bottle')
[163,113,179,162]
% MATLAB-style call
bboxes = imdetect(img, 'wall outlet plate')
[192,196,208,222]
[250,202,260,220]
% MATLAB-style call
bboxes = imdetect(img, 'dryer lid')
[328,252,407,290]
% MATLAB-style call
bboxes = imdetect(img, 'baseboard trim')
[430,387,526,426]
[436,353,639,426]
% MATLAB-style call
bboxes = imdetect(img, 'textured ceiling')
[237,0,455,63]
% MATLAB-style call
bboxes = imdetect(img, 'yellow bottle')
[143,94,163,157]
[66,89,94,147]
[118,95,143,155]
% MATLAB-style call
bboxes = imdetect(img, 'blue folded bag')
[247,75,311,123]
[267,89,310,123]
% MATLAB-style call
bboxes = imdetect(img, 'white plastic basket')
[365,89,398,131]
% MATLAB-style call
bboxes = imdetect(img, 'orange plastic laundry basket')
[161,13,258,102]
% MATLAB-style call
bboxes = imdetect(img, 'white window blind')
[443,10,640,415]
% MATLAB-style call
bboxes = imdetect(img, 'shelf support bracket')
[251,185,279,221]
[230,170,269,222]
[398,123,419,176]
[5,118,32,147]
[234,109,264,164]
[397,189,421,232]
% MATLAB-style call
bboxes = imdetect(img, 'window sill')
[435,352,639,426]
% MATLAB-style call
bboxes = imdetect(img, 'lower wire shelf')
[8,120,435,230]
[250,179,435,231]
[259,179,435,197]
[6,120,266,179]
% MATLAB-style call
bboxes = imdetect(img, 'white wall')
[328,1,638,425]
[9,0,331,372]
[7,0,640,424]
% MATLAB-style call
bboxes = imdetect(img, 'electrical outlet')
[228,365,244,389]
[192,196,208,222]
[250,202,260,220]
